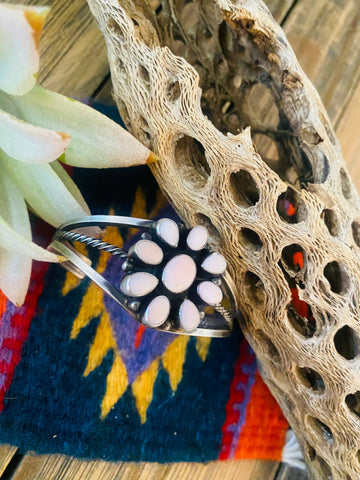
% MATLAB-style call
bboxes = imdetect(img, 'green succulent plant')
[0,3,155,305]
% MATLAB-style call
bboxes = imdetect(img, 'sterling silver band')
[49,215,237,338]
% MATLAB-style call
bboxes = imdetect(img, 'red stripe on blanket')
[0,259,49,411]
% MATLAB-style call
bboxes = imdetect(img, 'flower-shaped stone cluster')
[120,219,227,332]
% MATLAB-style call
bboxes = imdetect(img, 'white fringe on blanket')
[282,430,306,470]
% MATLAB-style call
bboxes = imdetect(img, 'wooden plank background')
[1,0,360,478]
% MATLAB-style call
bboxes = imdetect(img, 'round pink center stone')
[162,254,197,293]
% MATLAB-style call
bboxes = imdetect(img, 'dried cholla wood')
[87,0,360,478]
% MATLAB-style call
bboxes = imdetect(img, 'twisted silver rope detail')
[214,305,233,326]
[57,231,128,258]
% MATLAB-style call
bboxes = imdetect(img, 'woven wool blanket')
[0,105,292,465]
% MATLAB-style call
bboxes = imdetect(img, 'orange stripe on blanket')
[0,292,7,319]
[234,371,288,461]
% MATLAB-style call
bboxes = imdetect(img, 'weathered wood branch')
[87,0,360,477]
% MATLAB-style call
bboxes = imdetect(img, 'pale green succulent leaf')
[0,4,50,95]
[0,164,32,305]
[0,107,71,164]
[0,85,153,168]
[2,150,90,228]
[0,246,32,306]
[0,165,58,305]
[0,213,59,262]
[0,162,31,239]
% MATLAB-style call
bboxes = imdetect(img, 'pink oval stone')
[162,254,196,293]
[179,299,201,331]
[134,239,163,265]
[201,253,227,275]
[120,272,159,297]
[186,225,208,251]
[143,296,170,327]
[197,281,223,306]
[156,218,179,247]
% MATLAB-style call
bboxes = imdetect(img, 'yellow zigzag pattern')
[132,358,160,424]
[62,188,212,423]
[196,337,212,362]
[162,336,190,391]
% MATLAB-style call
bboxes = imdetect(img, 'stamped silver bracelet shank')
[49,215,237,337]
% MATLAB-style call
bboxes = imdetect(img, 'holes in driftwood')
[352,221,360,247]
[287,302,316,338]
[244,271,265,305]
[269,139,314,188]
[117,58,124,71]
[251,87,316,186]
[218,20,237,60]
[345,391,360,418]
[334,326,360,360]
[281,244,305,273]
[323,261,349,295]
[174,136,210,188]
[107,18,124,37]
[296,366,325,393]
[305,443,316,461]
[312,309,332,330]
[297,149,314,186]
[307,417,333,445]
[254,330,280,363]
[172,23,185,42]
[301,125,322,145]
[155,3,163,15]
[252,132,314,189]
[252,133,280,167]
[230,170,260,207]
[276,188,307,223]
[166,80,181,102]
[139,65,150,86]
[193,213,221,244]
[138,116,151,148]
[308,150,330,184]
[316,457,333,479]
[241,18,255,30]
[239,228,263,251]
[316,152,330,183]
[321,209,339,237]
[340,168,352,199]
[247,83,280,130]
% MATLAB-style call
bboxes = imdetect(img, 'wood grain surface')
[1,0,359,478]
